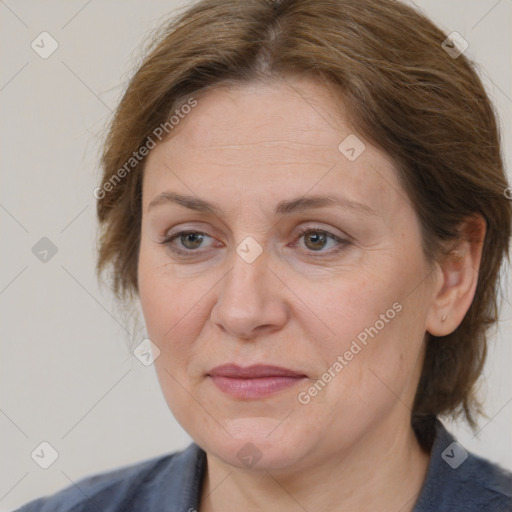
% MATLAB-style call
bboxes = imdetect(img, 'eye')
[160,226,350,258]
[293,226,349,255]
[161,230,218,256]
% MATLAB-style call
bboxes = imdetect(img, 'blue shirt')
[16,419,512,511]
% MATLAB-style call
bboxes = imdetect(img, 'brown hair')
[96,0,511,436]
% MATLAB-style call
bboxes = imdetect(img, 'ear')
[426,214,486,336]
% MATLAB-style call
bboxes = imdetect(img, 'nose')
[210,247,289,340]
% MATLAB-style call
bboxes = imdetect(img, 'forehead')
[142,77,406,218]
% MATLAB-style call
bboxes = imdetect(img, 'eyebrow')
[147,192,377,216]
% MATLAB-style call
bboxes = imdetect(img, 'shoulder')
[415,419,512,512]
[450,448,512,510]
[15,443,205,512]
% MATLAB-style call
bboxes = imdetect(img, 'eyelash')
[160,225,350,258]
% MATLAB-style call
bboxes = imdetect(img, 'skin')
[138,75,485,512]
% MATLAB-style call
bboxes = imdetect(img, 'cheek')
[300,268,402,352]
[298,259,427,401]
[137,264,217,437]
[137,243,203,347]
[137,251,207,417]
[137,242,229,392]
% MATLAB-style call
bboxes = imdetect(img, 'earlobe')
[426,214,486,337]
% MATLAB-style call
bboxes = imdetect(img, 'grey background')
[1,1,511,510]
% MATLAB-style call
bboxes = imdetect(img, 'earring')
[441,315,447,322]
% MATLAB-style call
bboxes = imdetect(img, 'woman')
[18,0,512,510]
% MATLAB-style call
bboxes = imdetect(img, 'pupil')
[182,233,203,249]
[305,232,326,250]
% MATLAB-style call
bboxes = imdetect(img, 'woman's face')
[138,77,440,471]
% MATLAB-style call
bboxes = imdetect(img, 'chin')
[194,416,314,472]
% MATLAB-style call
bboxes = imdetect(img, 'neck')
[199,413,431,512]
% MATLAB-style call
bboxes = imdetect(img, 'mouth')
[207,364,308,399]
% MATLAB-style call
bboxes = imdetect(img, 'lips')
[209,364,306,379]
[208,364,307,399]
